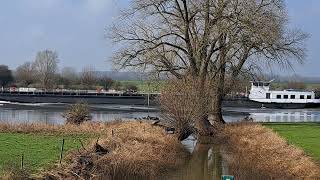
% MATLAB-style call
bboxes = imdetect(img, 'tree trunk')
[212,33,227,125]
[195,76,218,137]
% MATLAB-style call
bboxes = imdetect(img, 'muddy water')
[161,137,229,180]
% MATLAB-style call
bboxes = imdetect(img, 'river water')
[1,101,320,124]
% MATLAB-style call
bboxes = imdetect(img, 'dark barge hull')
[0,92,156,106]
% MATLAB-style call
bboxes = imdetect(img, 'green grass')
[264,123,320,161]
[119,80,165,93]
[0,133,90,173]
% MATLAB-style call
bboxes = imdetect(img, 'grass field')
[120,80,165,92]
[265,123,320,161]
[0,133,89,172]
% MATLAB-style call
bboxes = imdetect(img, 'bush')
[160,77,214,140]
[63,102,92,125]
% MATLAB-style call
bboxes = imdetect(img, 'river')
[1,102,320,124]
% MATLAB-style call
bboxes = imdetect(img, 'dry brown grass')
[43,121,190,180]
[0,121,115,135]
[222,122,320,179]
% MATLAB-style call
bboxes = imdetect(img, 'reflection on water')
[163,137,228,180]
[0,105,157,124]
[224,107,320,123]
[249,109,320,122]
[1,104,320,124]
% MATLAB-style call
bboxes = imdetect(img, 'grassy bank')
[0,121,189,179]
[46,121,189,179]
[264,123,320,161]
[0,122,108,176]
[0,133,89,172]
[222,123,320,179]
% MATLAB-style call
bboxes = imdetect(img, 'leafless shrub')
[160,77,214,140]
[63,102,92,125]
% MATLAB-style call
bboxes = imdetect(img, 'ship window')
[266,93,270,99]
[300,95,305,99]
[290,95,295,99]
[284,95,288,99]
[307,95,312,99]
[276,95,281,99]
[253,82,259,86]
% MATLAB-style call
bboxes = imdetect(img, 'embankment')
[222,123,320,179]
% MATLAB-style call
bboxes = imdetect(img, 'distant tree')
[15,62,35,87]
[80,66,97,89]
[33,50,59,89]
[111,81,122,91]
[60,67,79,88]
[0,65,13,88]
[97,75,114,90]
[124,83,138,92]
[287,82,306,90]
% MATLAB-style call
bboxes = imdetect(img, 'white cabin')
[248,81,320,104]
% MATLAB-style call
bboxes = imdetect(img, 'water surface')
[1,102,320,124]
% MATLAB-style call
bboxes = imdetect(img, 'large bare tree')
[33,50,59,89]
[111,0,308,135]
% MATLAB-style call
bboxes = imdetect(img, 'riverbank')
[222,123,320,179]
[0,121,189,179]
[264,123,320,160]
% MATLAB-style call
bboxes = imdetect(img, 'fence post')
[59,139,65,165]
[21,153,24,169]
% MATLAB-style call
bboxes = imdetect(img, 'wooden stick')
[59,139,65,165]
[21,153,24,169]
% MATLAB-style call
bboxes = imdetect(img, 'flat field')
[120,80,165,92]
[0,133,89,172]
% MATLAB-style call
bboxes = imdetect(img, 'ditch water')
[163,137,228,180]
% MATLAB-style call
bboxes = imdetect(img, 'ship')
[247,81,320,108]
[0,88,158,106]
[1,81,320,109]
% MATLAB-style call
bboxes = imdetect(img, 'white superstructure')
[248,81,320,104]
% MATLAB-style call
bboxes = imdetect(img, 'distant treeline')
[0,49,141,91]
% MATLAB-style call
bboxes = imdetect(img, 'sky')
[0,0,319,76]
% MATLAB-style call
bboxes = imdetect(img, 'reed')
[222,122,320,179]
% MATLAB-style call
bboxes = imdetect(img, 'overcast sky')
[0,0,319,76]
